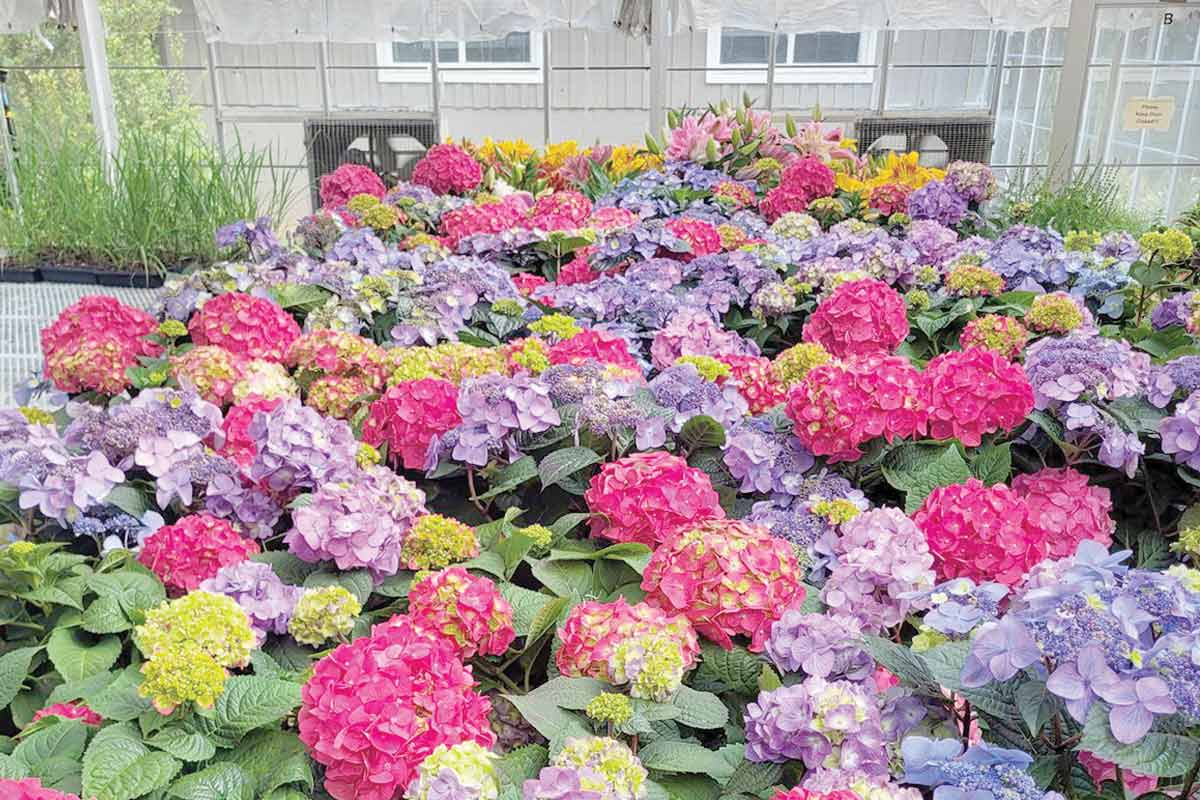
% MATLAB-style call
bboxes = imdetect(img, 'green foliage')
[997,164,1156,234]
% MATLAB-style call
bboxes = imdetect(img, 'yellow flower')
[542,141,580,171]
[868,151,944,190]
[836,173,868,194]
[289,586,361,646]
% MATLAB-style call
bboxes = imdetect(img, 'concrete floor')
[0,284,160,405]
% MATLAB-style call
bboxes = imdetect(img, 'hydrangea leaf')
[82,596,133,634]
[166,763,255,800]
[86,667,153,722]
[691,643,764,696]
[670,686,729,729]
[496,744,549,788]
[0,646,39,712]
[679,415,727,450]
[538,446,602,489]
[970,442,1012,485]
[477,456,539,500]
[47,627,122,683]
[13,719,88,769]
[214,730,313,796]
[1078,706,1200,777]
[82,722,182,800]
[638,741,742,781]
[146,726,219,763]
[204,677,301,740]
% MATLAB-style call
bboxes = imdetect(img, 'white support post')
[648,0,668,134]
[77,0,120,185]
[1046,0,1097,187]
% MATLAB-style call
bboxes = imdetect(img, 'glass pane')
[390,40,459,64]
[720,28,769,64]
[793,32,861,64]
[464,32,532,64]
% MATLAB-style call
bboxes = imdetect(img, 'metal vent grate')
[304,117,439,211]
[853,116,995,169]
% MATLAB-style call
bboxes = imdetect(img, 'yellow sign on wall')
[1122,97,1177,132]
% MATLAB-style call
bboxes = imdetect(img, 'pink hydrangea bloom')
[188,293,301,363]
[642,519,806,651]
[298,614,495,800]
[759,156,837,223]
[305,373,375,419]
[548,329,640,371]
[287,329,387,384]
[761,185,815,224]
[786,354,926,463]
[923,347,1033,447]
[557,247,600,285]
[0,777,79,800]
[138,514,259,595]
[1078,752,1157,796]
[589,206,638,230]
[718,354,788,414]
[218,396,281,467]
[529,191,593,230]
[31,702,102,727]
[801,278,908,359]
[868,183,911,216]
[1012,467,1115,559]
[584,451,725,547]
[664,217,722,259]
[408,567,516,659]
[959,314,1029,360]
[41,296,161,395]
[411,143,483,195]
[650,307,753,371]
[912,478,1053,586]
[555,597,700,681]
[319,163,386,208]
[170,346,247,407]
[439,196,527,249]
[362,379,462,471]
[712,180,756,208]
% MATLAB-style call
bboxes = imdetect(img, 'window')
[705,28,876,84]
[377,32,543,84]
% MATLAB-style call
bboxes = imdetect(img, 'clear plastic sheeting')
[0,0,48,34]
[183,0,1073,43]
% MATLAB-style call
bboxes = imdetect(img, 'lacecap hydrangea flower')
[901,738,1058,800]
[188,292,301,362]
[923,348,1033,447]
[912,478,1053,586]
[134,591,255,713]
[523,737,647,800]
[406,741,500,800]
[745,678,889,777]
[584,451,725,547]
[801,279,908,359]
[299,614,495,800]
[641,519,806,651]
[138,514,259,596]
[408,567,516,659]
[556,597,700,683]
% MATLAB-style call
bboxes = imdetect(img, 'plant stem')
[466,468,491,518]
[1180,753,1200,800]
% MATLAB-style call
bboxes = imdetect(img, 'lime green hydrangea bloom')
[18,407,55,426]
[608,633,685,702]
[1167,564,1200,593]
[157,319,188,339]
[911,625,949,653]
[773,342,831,388]
[509,338,550,375]
[825,269,871,291]
[1064,230,1102,252]
[491,298,524,317]
[586,692,633,726]
[769,212,821,241]
[134,591,255,714]
[674,355,731,382]
[914,265,939,286]
[905,289,932,311]
[409,741,500,800]
[519,524,554,551]
[288,585,361,646]
[807,196,847,225]
[356,442,382,468]
[1173,526,1200,560]
[945,264,1004,297]
[363,204,400,232]
[346,192,382,214]
[810,498,861,525]
[553,737,647,800]
[1027,293,1084,334]
[402,514,479,571]
[1140,229,1195,264]
[529,313,582,341]
[388,347,440,382]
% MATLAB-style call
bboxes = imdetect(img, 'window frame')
[376,34,543,85]
[704,27,877,85]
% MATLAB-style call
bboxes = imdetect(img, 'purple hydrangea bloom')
[216,216,282,259]
[200,560,302,640]
[19,450,124,523]
[134,431,235,507]
[1097,231,1141,263]
[820,507,935,634]
[765,610,873,681]
[1151,292,1194,330]
[1147,356,1200,408]
[1023,333,1149,408]
[911,578,1009,636]
[1098,674,1177,744]
[907,180,969,227]
[204,473,284,539]
[906,219,961,266]
[65,389,222,468]
[648,365,748,434]
[902,738,1056,800]
[285,465,425,577]
[1160,390,1200,470]
[523,766,607,800]
[722,417,814,495]
[452,374,561,467]
[747,472,865,554]
[985,225,1065,290]
[744,678,889,776]
[575,383,668,450]
[961,617,1042,687]
[649,307,758,371]
[945,161,996,204]
[1045,643,1119,723]
[246,400,359,494]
